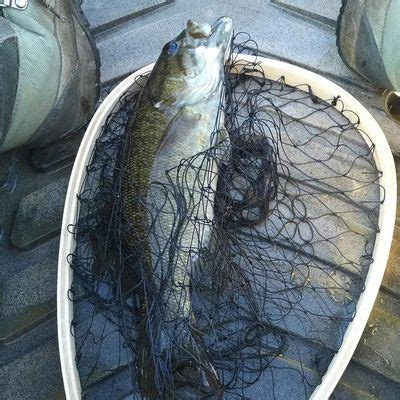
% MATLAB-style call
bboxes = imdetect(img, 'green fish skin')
[122,17,233,398]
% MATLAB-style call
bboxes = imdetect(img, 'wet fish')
[122,17,233,398]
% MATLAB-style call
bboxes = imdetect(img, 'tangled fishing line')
[68,34,382,399]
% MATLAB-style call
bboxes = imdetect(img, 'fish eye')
[167,41,179,55]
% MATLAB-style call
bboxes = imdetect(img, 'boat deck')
[1,1,399,398]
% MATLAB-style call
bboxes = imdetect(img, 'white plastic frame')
[57,55,397,400]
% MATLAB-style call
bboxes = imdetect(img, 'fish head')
[148,17,233,108]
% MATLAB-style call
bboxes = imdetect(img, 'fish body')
[122,17,233,398]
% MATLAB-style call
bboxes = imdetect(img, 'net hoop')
[57,54,396,400]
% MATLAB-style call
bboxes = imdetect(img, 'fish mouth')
[186,17,233,58]
[210,16,233,57]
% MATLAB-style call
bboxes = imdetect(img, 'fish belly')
[147,107,220,344]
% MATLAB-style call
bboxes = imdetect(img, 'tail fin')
[172,350,224,399]
[138,329,223,399]
[187,329,224,399]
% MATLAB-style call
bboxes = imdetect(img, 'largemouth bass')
[122,17,233,398]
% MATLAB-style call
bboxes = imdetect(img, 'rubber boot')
[337,0,400,121]
[0,0,100,152]
[337,0,400,91]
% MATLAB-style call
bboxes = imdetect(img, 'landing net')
[68,34,382,399]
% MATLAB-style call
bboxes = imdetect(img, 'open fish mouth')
[158,17,233,108]
[210,17,234,59]
[187,16,233,56]
[211,17,234,63]
[210,16,233,45]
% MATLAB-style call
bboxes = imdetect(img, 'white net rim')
[57,54,397,400]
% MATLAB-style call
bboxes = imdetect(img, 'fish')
[121,16,233,399]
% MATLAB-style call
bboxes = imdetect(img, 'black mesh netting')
[67,34,382,399]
